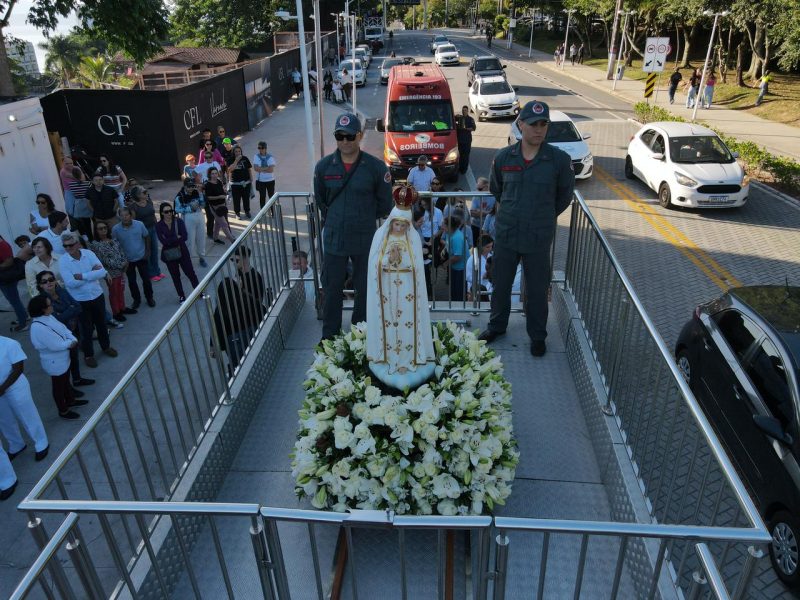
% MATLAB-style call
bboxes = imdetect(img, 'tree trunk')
[0,28,17,96]
[735,38,745,87]
[680,24,694,67]
[746,22,765,80]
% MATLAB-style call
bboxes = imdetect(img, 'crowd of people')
[0,125,285,501]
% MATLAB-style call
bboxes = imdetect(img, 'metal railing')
[12,190,770,599]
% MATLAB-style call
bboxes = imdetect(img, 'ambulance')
[376,63,459,182]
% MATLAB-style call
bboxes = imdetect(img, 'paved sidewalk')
[0,95,349,596]
[467,31,800,163]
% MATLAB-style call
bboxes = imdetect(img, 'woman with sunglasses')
[198,140,225,168]
[155,202,199,303]
[89,222,129,322]
[36,270,93,393]
[95,154,127,201]
[25,237,62,298]
[204,168,236,244]
[127,185,164,282]
[29,193,56,235]
[28,295,88,419]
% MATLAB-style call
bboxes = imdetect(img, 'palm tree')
[39,34,82,86]
[76,55,117,89]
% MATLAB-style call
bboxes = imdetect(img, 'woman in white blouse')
[27,295,88,419]
[29,193,55,235]
[25,237,62,297]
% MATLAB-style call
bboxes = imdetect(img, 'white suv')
[434,44,460,66]
[468,75,519,121]
[337,59,366,87]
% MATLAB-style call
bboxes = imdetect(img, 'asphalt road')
[357,29,800,599]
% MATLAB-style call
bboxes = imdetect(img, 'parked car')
[468,75,519,121]
[353,47,370,68]
[356,43,373,62]
[675,285,800,588]
[466,55,506,87]
[508,110,593,179]
[434,44,460,66]
[430,34,450,54]
[625,121,749,209]
[337,59,366,87]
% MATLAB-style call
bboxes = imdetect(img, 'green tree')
[76,54,115,88]
[38,33,81,85]
[0,0,168,95]
[170,0,278,48]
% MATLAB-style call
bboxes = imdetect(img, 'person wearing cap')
[478,100,574,357]
[253,142,277,209]
[313,113,393,340]
[220,138,237,171]
[407,155,436,193]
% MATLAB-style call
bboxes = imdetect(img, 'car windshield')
[439,45,456,53]
[340,61,361,72]
[545,121,582,143]
[480,80,512,95]
[388,100,454,132]
[434,36,448,43]
[669,135,735,164]
[476,58,502,71]
[382,59,403,70]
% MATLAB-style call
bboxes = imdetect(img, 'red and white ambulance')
[376,63,459,182]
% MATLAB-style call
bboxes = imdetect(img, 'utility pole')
[606,0,623,79]
[313,0,325,158]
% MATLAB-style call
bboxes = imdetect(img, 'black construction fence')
[41,33,335,181]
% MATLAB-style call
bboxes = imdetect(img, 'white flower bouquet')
[291,321,520,515]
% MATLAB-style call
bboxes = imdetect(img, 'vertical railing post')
[66,532,105,600]
[28,516,77,600]
[732,545,765,600]
[475,527,491,600]
[492,532,509,600]
[264,517,291,599]
[306,199,323,319]
[250,517,277,600]
[603,297,629,415]
[687,571,707,600]
[203,293,234,405]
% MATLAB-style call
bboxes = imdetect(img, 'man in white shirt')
[40,211,70,255]
[407,155,436,192]
[0,335,49,488]
[194,150,222,183]
[252,141,277,209]
[58,232,118,367]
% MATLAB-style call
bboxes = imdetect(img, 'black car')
[675,285,800,587]
[467,56,507,87]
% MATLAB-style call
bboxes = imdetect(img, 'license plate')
[707,195,730,203]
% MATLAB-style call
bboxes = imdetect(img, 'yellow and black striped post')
[644,73,657,100]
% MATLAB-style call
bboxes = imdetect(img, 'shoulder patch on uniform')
[384,171,392,183]
[501,165,523,172]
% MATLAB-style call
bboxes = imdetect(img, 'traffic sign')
[643,36,670,72]
[644,73,657,97]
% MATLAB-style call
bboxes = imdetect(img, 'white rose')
[334,429,354,449]
[384,411,400,428]
[422,425,439,444]
[332,379,355,398]
[432,473,461,499]
[364,385,382,406]
[436,499,457,516]
[412,463,426,479]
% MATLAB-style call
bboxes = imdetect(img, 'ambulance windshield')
[388,101,454,132]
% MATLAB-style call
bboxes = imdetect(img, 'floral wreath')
[292,321,519,515]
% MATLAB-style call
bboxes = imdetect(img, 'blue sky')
[6,1,80,71]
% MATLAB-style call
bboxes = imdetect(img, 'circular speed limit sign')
[646,44,655,54]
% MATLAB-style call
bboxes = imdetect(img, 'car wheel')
[658,182,673,209]
[624,156,635,180]
[676,348,693,386]
[769,511,800,588]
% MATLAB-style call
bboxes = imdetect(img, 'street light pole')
[561,9,575,70]
[692,10,728,121]
[611,10,633,90]
[606,0,624,79]
[332,13,340,64]
[528,8,535,58]
[312,1,325,159]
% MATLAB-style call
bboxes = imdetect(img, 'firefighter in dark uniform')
[478,101,574,356]
[314,113,393,340]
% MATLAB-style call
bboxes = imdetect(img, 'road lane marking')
[595,167,743,291]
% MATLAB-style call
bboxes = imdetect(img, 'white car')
[337,59,366,87]
[625,122,749,208]
[352,47,370,68]
[468,75,520,121]
[508,110,593,179]
[430,34,450,54]
[434,44,460,66]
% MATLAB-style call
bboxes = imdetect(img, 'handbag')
[0,257,25,284]
[214,205,228,218]
[164,246,182,261]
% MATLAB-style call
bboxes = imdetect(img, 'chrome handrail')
[695,542,733,600]
[568,190,767,535]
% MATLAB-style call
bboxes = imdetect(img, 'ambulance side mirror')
[376,118,385,132]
